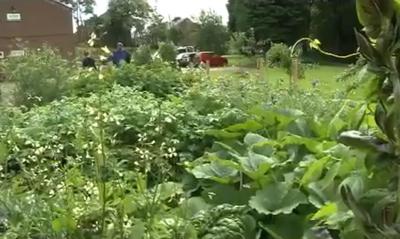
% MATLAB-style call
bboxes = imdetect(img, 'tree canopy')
[197,11,229,54]
[59,0,95,26]
[227,0,359,55]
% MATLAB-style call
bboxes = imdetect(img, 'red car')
[197,51,228,67]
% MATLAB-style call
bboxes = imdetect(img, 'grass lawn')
[210,64,353,97]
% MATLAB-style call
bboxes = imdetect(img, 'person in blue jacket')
[111,42,131,66]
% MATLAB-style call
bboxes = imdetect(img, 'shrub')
[266,43,292,69]
[228,32,248,55]
[68,67,115,97]
[266,43,304,79]
[2,47,73,107]
[134,45,153,65]
[112,61,192,97]
[158,42,177,63]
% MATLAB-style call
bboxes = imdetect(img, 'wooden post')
[206,60,210,77]
[258,57,265,81]
[290,57,299,88]
[264,58,268,81]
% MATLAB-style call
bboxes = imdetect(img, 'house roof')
[44,0,73,10]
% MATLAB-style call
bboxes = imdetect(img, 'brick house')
[0,0,74,58]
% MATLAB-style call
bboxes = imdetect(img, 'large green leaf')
[311,203,353,228]
[180,197,210,218]
[327,101,349,137]
[356,0,393,38]
[311,202,338,221]
[131,221,146,239]
[249,107,303,129]
[338,131,392,154]
[301,156,331,186]
[279,133,330,154]
[225,120,263,133]
[244,133,268,146]
[340,175,365,200]
[51,216,77,233]
[249,182,307,215]
[206,129,242,139]
[238,152,276,180]
[191,160,239,184]
[355,31,376,61]
[155,182,183,200]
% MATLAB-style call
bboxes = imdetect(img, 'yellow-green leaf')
[311,202,338,221]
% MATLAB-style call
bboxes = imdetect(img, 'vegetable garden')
[0,0,400,238]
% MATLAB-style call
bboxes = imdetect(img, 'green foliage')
[158,42,177,63]
[93,0,151,47]
[111,61,194,97]
[228,31,256,55]
[1,47,73,108]
[68,68,114,97]
[191,204,256,239]
[134,45,153,65]
[266,43,305,78]
[310,0,359,56]
[185,101,374,238]
[243,0,310,44]
[228,32,247,55]
[335,1,400,238]
[227,0,251,33]
[249,182,308,215]
[0,8,388,237]
[144,14,169,48]
[59,0,95,26]
[197,11,229,54]
[266,43,292,69]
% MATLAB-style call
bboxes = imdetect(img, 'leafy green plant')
[185,105,371,238]
[112,61,196,98]
[336,0,400,238]
[2,47,74,108]
[266,43,305,79]
[134,45,153,66]
[158,42,177,63]
[68,67,114,97]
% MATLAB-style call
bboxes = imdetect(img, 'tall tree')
[244,0,310,44]
[309,0,359,55]
[144,13,168,48]
[59,0,95,27]
[100,0,152,47]
[197,11,229,54]
[227,0,251,33]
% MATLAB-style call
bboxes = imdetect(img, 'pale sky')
[94,0,229,23]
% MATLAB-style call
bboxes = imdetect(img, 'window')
[9,50,24,57]
[7,13,21,21]
[0,51,4,59]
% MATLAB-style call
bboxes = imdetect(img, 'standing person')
[111,42,131,66]
[82,51,97,69]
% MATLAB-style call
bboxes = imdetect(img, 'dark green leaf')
[356,0,393,38]
[338,130,392,154]
[225,120,263,133]
[202,184,255,205]
[249,182,307,215]
[301,157,330,186]
[191,160,239,184]
[239,152,275,180]
[260,214,306,239]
